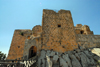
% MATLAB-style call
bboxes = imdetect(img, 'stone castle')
[7,9,100,60]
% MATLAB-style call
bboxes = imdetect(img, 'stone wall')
[23,37,41,60]
[76,34,100,49]
[75,24,93,35]
[7,30,32,60]
[7,9,100,60]
[32,25,42,37]
[41,9,78,53]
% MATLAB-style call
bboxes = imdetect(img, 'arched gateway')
[29,46,37,58]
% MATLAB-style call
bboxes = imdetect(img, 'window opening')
[58,24,61,27]
[18,46,20,48]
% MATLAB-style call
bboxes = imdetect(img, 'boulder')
[50,51,55,56]
[62,54,72,67]
[53,55,59,63]
[52,63,59,67]
[69,54,82,67]
[74,53,80,61]
[75,49,81,53]
[79,46,84,51]
[79,52,91,67]
[41,58,46,67]
[41,50,46,58]
[60,57,68,67]
[84,50,95,65]
[93,56,100,61]
[46,55,52,67]
[47,50,51,57]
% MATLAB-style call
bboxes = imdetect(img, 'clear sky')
[0,0,100,56]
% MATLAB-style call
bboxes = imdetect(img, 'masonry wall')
[32,25,42,36]
[23,37,41,60]
[74,24,93,35]
[76,34,100,49]
[41,9,78,53]
[7,30,32,60]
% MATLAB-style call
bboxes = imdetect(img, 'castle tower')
[7,30,32,60]
[41,9,78,52]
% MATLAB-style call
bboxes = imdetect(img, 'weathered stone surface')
[7,30,32,60]
[81,52,91,64]
[37,49,100,67]
[67,51,73,55]
[52,63,59,67]
[42,9,78,53]
[84,50,95,65]
[93,56,100,61]
[38,58,41,67]
[32,25,42,35]
[46,60,49,67]
[74,53,80,61]
[75,49,81,53]
[41,50,46,58]
[41,58,46,67]
[62,54,72,67]
[53,55,59,63]
[79,52,91,67]
[79,46,84,51]
[38,50,46,67]
[50,51,55,56]
[47,50,51,56]
[46,55,52,67]
[84,50,92,57]
[69,54,82,67]
[38,57,46,67]
[60,57,68,67]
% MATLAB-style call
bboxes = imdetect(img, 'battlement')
[43,9,70,14]
[42,9,72,22]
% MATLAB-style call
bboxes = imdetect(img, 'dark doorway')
[29,46,37,58]
[80,30,84,34]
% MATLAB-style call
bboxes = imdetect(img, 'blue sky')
[0,0,100,56]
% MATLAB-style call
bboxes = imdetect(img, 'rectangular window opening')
[58,24,61,27]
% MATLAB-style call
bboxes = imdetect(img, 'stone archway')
[29,46,37,58]
[80,30,84,34]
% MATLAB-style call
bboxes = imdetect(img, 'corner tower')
[42,9,78,52]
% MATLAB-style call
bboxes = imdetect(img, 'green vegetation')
[20,32,24,36]
[0,51,6,60]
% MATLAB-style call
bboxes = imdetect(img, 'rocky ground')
[38,47,100,67]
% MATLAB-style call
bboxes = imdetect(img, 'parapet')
[76,24,82,27]
[43,9,71,14]
[75,24,93,35]
[32,25,42,36]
